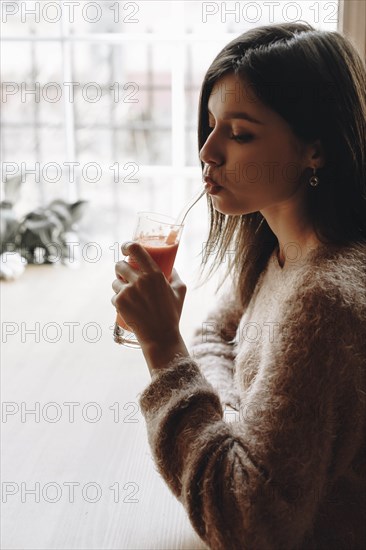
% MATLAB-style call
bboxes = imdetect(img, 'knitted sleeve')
[188,286,244,410]
[139,284,365,550]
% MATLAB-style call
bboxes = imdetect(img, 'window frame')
[3,0,356,210]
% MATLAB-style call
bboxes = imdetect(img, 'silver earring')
[309,168,320,187]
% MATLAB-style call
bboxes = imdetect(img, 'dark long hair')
[197,22,366,309]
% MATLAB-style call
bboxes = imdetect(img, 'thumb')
[170,268,187,295]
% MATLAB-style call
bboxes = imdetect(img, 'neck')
[275,233,321,268]
[260,197,321,269]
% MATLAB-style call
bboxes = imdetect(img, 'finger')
[121,241,135,256]
[111,293,122,309]
[112,278,125,294]
[115,259,140,281]
[121,241,161,273]
[169,268,187,298]
[170,267,186,288]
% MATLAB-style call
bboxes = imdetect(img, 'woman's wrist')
[141,331,190,379]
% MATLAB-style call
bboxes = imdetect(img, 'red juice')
[116,235,179,331]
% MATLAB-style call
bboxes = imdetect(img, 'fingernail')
[121,241,134,255]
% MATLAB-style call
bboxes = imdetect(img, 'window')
[1,1,341,244]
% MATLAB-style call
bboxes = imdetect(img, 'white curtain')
[338,0,366,60]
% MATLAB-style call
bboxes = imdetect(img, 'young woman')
[111,22,366,549]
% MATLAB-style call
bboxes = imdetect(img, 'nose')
[199,128,224,167]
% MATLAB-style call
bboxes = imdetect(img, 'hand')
[111,241,187,349]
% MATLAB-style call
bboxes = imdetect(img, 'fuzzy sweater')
[139,242,366,550]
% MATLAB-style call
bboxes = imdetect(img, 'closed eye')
[230,133,254,143]
[208,122,254,143]
[207,125,254,143]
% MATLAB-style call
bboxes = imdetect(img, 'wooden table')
[1,256,216,549]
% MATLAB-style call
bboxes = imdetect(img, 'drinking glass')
[113,212,184,348]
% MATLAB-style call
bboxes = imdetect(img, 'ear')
[70,200,88,222]
[310,139,326,169]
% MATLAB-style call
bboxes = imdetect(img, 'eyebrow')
[207,109,263,125]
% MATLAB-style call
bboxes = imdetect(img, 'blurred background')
[1,1,364,549]
[1,0,346,248]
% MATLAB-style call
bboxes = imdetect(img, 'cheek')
[271,138,305,175]
[258,144,304,188]
[231,144,276,179]
[227,138,303,188]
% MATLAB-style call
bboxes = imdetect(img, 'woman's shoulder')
[274,242,366,351]
[297,240,366,318]
[317,240,366,268]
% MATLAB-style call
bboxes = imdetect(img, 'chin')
[211,201,253,217]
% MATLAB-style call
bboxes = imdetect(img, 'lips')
[203,175,223,190]
[203,176,224,196]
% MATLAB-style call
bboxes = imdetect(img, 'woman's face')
[199,72,313,216]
